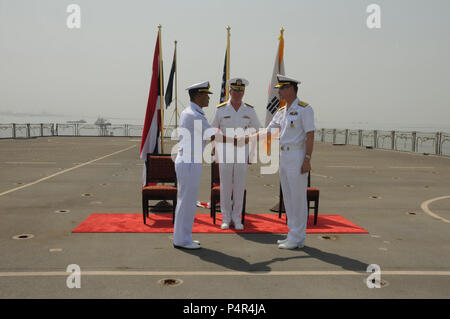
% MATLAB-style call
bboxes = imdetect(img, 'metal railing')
[1,123,449,157]
[315,128,450,156]
[0,123,176,139]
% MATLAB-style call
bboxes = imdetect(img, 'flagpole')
[225,25,231,100]
[279,27,284,70]
[158,24,165,154]
[267,27,285,156]
[174,40,178,133]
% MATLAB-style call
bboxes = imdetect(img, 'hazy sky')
[1,0,449,130]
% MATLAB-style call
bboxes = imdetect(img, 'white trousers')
[173,161,202,246]
[279,149,308,245]
[218,162,248,224]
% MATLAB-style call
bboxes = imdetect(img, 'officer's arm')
[243,115,279,144]
[305,131,315,159]
[209,130,236,144]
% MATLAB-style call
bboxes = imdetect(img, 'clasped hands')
[216,134,249,146]
[233,135,249,146]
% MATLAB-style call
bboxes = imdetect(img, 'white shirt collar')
[190,102,205,115]
[227,99,244,111]
[286,97,299,111]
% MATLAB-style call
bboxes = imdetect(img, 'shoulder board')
[278,105,286,111]
[216,102,227,108]
[244,102,254,108]
[298,100,309,107]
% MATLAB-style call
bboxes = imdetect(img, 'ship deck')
[0,137,449,298]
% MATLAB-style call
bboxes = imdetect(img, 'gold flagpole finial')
[158,24,162,29]
[280,27,284,34]
[226,25,231,32]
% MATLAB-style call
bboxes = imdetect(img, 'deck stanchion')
[374,130,378,148]
[391,131,395,150]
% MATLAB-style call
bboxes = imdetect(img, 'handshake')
[213,130,255,146]
[233,135,250,146]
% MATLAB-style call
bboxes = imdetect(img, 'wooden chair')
[142,154,177,225]
[210,161,247,225]
[278,172,320,225]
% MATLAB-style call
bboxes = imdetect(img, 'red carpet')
[72,213,368,234]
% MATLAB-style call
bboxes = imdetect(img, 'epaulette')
[244,102,254,108]
[216,101,227,108]
[298,100,309,107]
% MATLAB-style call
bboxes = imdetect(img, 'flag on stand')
[265,29,286,127]
[219,26,231,103]
[219,50,228,103]
[140,31,163,185]
[165,45,176,108]
[263,28,286,155]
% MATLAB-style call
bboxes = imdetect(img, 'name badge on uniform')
[224,116,231,119]
[242,115,250,119]
[289,111,298,115]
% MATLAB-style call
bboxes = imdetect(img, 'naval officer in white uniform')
[211,78,261,230]
[245,74,315,249]
[173,81,237,250]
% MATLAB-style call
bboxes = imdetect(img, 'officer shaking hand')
[173,81,242,250]
[244,74,315,250]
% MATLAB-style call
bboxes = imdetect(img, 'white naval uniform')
[211,101,261,224]
[173,102,215,246]
[266,98,315,246]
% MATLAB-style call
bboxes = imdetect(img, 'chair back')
[146,154,176,184]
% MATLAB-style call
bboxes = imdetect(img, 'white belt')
[280,144,304,151]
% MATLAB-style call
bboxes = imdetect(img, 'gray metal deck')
[0,137,449,298]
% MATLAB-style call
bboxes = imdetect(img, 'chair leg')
[241,191,246,224]
[307,200,310,223]
[278,188,283,219]
[212,198,216,224]
[209,195,213,218]
[314,198,319,225]
[142,195,148,224]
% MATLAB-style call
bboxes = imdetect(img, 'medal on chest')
[288,110,297,128]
